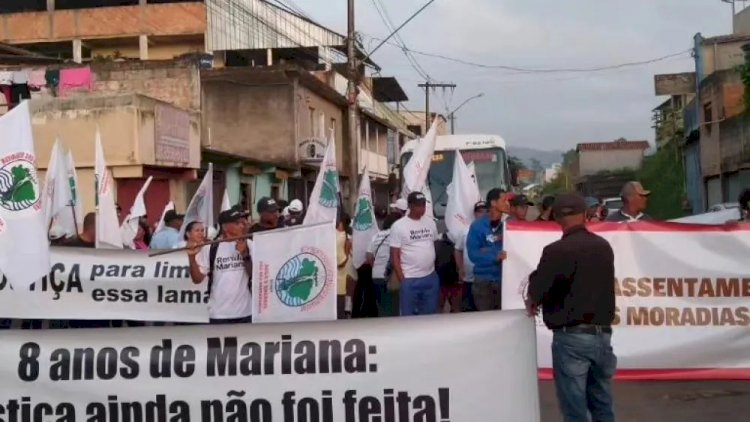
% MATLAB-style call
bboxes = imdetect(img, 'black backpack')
[434,234,459,286]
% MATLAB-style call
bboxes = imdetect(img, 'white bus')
[399,134,512,219]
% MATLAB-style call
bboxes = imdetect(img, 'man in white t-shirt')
[454,200,488,312]
[187,205,253,324]
[390,192,439,316]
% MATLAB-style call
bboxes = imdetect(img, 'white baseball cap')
[390,198,408,212]
[288,199,304,213]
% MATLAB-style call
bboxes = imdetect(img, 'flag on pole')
[180,163,214,237]
[0,101,51,289]
[401,119,440,217]
[43,140,76,238]
[120,176,152,249]
[155,201,175,234]
[94,129,124,249]
[303,136,339,225]
[445,152,482,243]
[65,150,83,233]
[252,221,337,323]
[467,161,478,190]
[221,188,231,212]
[351,166,379,268]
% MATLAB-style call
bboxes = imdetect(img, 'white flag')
[155,201,175,234]
[401,119,440,218]
[445,152,482,243]
[94,130,123,249]
[43,140,76,238]
[180,163,214,237]
[303,136,339,225]
[221,188,231,212]
[65,150,83,233]
[120,176,152,249]
[252,222,337,323]
[467,161,478,189]
[0,102,51,289]
[351,167,379,268]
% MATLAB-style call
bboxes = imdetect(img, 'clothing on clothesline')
[0,71,12,86]
[28,70,46,89]
[10,84,31,104]
[59,67,92,97]
[11,70,28,85]
[0,85,11,108]
[45,69,60,88]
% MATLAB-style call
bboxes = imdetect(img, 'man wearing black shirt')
[249,197,281,234]
[61,212,96,248]
[527,193,616,422]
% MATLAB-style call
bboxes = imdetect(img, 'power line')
[370,0,432,81]
[364,35,693,74]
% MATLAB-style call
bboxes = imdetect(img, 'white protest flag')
[445,151,481,243]
[221,188,231,211]
[252,221,338,322]
[467,161,479,189]
[94,130,123,249]
[351,166,379,268]
[670,208,741,225]
[42,140,76,238]
[401,118,440,217]
[155,201,175,234]
[0,102,50,289]
[303,135,340,225]
[180,163,214,237]
[65,150,83,232]
[120,176,152,249]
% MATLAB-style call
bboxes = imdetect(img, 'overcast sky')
[290,0,736,151]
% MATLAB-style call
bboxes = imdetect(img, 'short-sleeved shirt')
[389,216,438,279]
[196,240,253,319]
[150,227,181,249]
[367,229,391,279]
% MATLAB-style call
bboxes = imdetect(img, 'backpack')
[207,242,251,296]
[434,235,459,286]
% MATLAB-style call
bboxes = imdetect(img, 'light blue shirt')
[150,227,181,250]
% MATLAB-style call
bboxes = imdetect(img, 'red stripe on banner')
[538,368,750,381]
[507,221,750,233]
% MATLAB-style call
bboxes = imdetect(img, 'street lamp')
[448,93,484,134]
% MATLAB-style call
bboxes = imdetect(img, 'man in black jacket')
[526,193,617,422]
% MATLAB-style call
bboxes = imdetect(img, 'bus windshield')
[400,148,510,218]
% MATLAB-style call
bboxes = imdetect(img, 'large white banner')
[503,221,750,379]
[0,311,539,421]
[0,247,208,323]
[252,223,338,323]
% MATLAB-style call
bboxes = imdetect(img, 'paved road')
[539,380,750,421]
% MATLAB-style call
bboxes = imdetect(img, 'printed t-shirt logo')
[275,251,330,307]
[353,197,374,231]
[0,153,40,212]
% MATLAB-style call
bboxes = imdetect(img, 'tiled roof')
[576,140,650,152]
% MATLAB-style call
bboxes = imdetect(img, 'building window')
[330,117,336,138]
[703,102,713,135]
[309,107,316,138]
[271,185,281,201]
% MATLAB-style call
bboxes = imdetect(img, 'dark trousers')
[552,331,617,422]
[472,280,502,311]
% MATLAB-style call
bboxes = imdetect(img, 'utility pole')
[346,0,359,214]
[418,82,456,132]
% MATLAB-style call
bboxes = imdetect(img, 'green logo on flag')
[319,169,338,208]
[353,197,374,231]
[68,175,77,203]
[275,251,330,307]
[0,156,40,212]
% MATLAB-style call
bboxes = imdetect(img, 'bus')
[399,134,512,219]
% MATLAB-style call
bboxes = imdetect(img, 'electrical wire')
[369,0,432,81]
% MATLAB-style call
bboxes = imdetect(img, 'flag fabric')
[43,140,76,238]
[65,150,83,233]
[155,201,175,234]
[252,221,337,323]
[120,176,152,249]
[0,101,51,289]
[303,136,339,225]
[401,119,440,217]
[180,163,214,238]
[467,161,478,190]
[351,167,379,268]
[445,152,482,243]
[94,130,123,249]
[221,188,231,212]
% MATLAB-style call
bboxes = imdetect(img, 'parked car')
[602,197,623,215]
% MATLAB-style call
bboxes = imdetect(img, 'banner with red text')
[503,221,750,380]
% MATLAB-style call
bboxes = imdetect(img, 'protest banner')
[252,222,338,323]
[0,247,208,323]
[0,311,539,421]
[503,221,750,380]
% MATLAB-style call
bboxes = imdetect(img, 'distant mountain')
[507,147,565,169]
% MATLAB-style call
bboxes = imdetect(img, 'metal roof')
[372,77,409,102]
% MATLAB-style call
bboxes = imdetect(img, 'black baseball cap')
[552,193,587,217]
[407,191,427,205]
[219,205,250,224]
[474,201,487,212]
[163,210,184,224]
[257,197,280,214]
[541,195,556,209]
[509,193,534,207]
[486,188,506,204]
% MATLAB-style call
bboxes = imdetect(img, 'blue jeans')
[552,331,617,422]
[400,272,439,316]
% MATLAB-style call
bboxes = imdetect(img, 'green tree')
[637,145,685,219]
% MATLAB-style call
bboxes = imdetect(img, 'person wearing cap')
[584,197,604,222]
[536,195,556,222]
[250,197,282,233]
[389,198,408,217]
[389,191,440,315]
[285,199,305,227]
[466,188,510,311]
[149,210,185,249]
[187,205,253,324]
[526,193,616,422]
[506,193,534,221]
[454,201,488,312]
[606,181,652,223]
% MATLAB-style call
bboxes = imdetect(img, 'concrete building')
[544,163,561,184]
[399,110,449,138]
[575,139,650,177]
[653,73,695,150]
